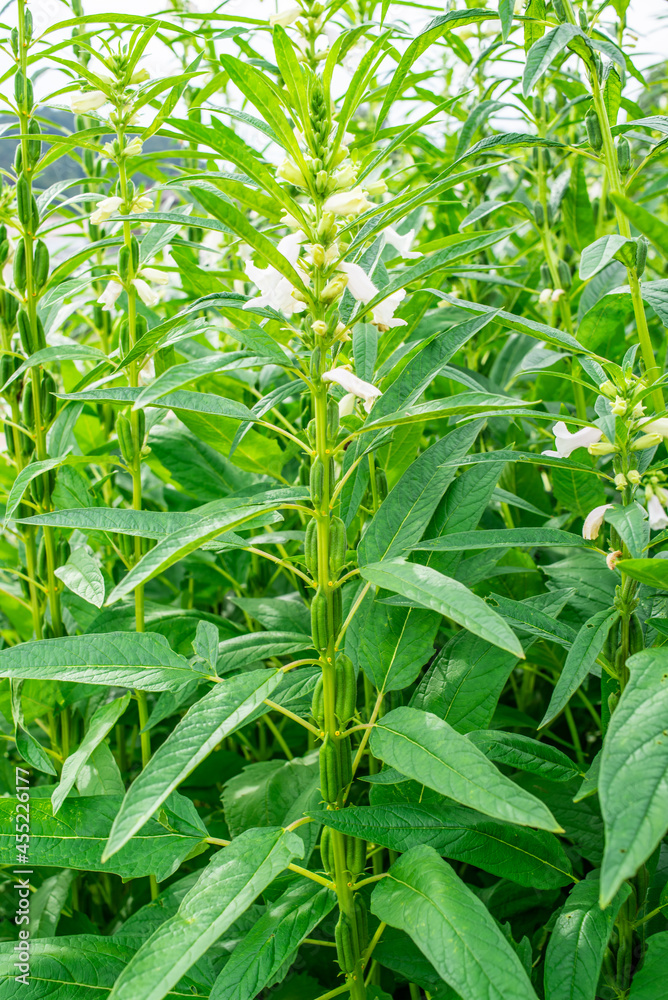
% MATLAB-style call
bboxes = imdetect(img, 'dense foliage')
[0,0,667,997]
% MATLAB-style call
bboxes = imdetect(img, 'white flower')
[372,289,406,330]
[139,267,168,286]
[323,367,382,413]
[339,262,377,304]
[648,493,668,530]
[542,421,603,459]
[339,392,357,417]
[124,137,144,157]
[277,158,306,188]
[243,233,305,316]
[333,164,357,190]
[131,194,153,214]
[269,5,301,26]
[97,280,123,311]
[131,68,150,84]
[551,288,566,302]
[132,278,160,308]
[383,226,420,259]
[582,504,614,541]
[539,288,552,304]
[90,196,122,226]
[642,418,668,438]
[606,549,622,571]
[70,90,107,113]
[324,187,372,217]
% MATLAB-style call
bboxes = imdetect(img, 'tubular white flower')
[383,226,420,259]
[333,164,357,191]
[582,504,613,541]
[324,187,372,217]
[339,262,377,304]
[132,278,160,308]
[70,90,107,113]
[542,421,603,459]
[131,194,153,214]
[90,196,122,226]
[323,367,382,413]
[277,158,306,188]
[339,392,357,417]
[139,267,169,286]
[372,289,406,330]
[551,288,566,302]
[97,280,123,311]
[243,233,305,316]
[647,494,668,530]
[641,418,668,437]
[269,5,301,26]
[539,288,553,304]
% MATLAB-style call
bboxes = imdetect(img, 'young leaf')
[54,548,106,608]
[369,706,562,831]
[371,846,540,1000]
[628,932,668,999]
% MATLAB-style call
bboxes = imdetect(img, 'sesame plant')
[1,0,668,998]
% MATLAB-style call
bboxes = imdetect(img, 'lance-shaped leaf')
[369,707,561,831]
[600,648,668,906]
[103,669,282,859]
[52,692,131,814]
[0,795,204,882]
[544,875,631,1000]
[628,932,668,999]
[5,456,69,522]
[610,192,668,262]
[209,881,336,1000]
[108,827,304,1000]
[55,548,105,608]
[313,802,573,889]
[540,608,618,728]
[1,343,108,390]
[579,235,636,280]
[523,24,581,96]
[360,559,524,657]
[0,633,198,691]
[466,731,581,783]
[371,846,539,1000]
[414,527,585,552]
[17,506,203,537]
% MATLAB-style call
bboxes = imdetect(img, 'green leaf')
[5,456,70,522]
[371,846,539,1000]
[223,755,318,836]
[579,235,635,280]
[103,669,282,858]
[52,692,131,814]
[523,24,581,97]
[599,648,668,906]
[498,0,512,41]
[359,422,481,564]
[313,802,573,888]
[628,932,668,999]
[1,344,108,390]
[0,795,204,881]
[360,559,524,657]
[615,558,668,589]
[107,828,304,1000]
[369,706,562,831]
[209,881,336,1000]
[466,731,581,782]
[543,875,631,1000]
[609,192,668,262]
[540,608,619,728]
[0,632,198,691]
[54,548,105,608]
[414,527,585,553]
[28,868,75,938]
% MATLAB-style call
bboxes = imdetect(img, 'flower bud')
[315,170,329,193]
[588,441,618,455]
[312,320,327,337]
[632,433,662,451]
[364,179,387,198]
[627,470,641,485]
[131,68,150,84]
[598,380,617,399]
[310,244,326,268]
[321,274,348,302]
[278,158,306,188]
[611,397,627,416]
[614,474,628,489]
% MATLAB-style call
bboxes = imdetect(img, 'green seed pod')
[14,70,25,106]
[136,408,146,449]
[628,613,644,654]
[540,263,551,287]
[338,733,352,788]
[33,240,49,290]
[21,379,34,426]
[319,733,340,803]
[27,119,42,166]
[310,344,322,381]
[332,584,342,636]
[135,314,148,340]
[335,913,356,974]
[13,239,27,295]
[532,200,545,228]
[311,675,325,729]
[14,145,23,175]
[57,536,71,565]
[375,468,388,503]
[311,587,329,651]
[320,825,336,876]
[553,0,566,22]
[119,532,133,559]
[354,895,368,950]
[18,563,30,600]
[0,354,21,398]
[117,413,135,464]
[578,7,587,30]
[10,27,18,54]
[327,397,339,440]
[563,242,574,262]
[335,654,356,725]
[636,237,648,279]
[329,516,346,575]
[557,259,572,289]
[346,835,366,878]
[24,7,33,39]
[40,373,57,423]
[0,243,7,268]
[617,135,631,175]
[2,290,19,325]
[3,422,15,458]
[37,536,47,580]
[118,246,132,282]
[310,457,326,507]
[119,320,130,357]
[533,96,544,120]
[33,315,46,352]
[585,108,603,152]
[31,195,40,235]
[304,518,318,576]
